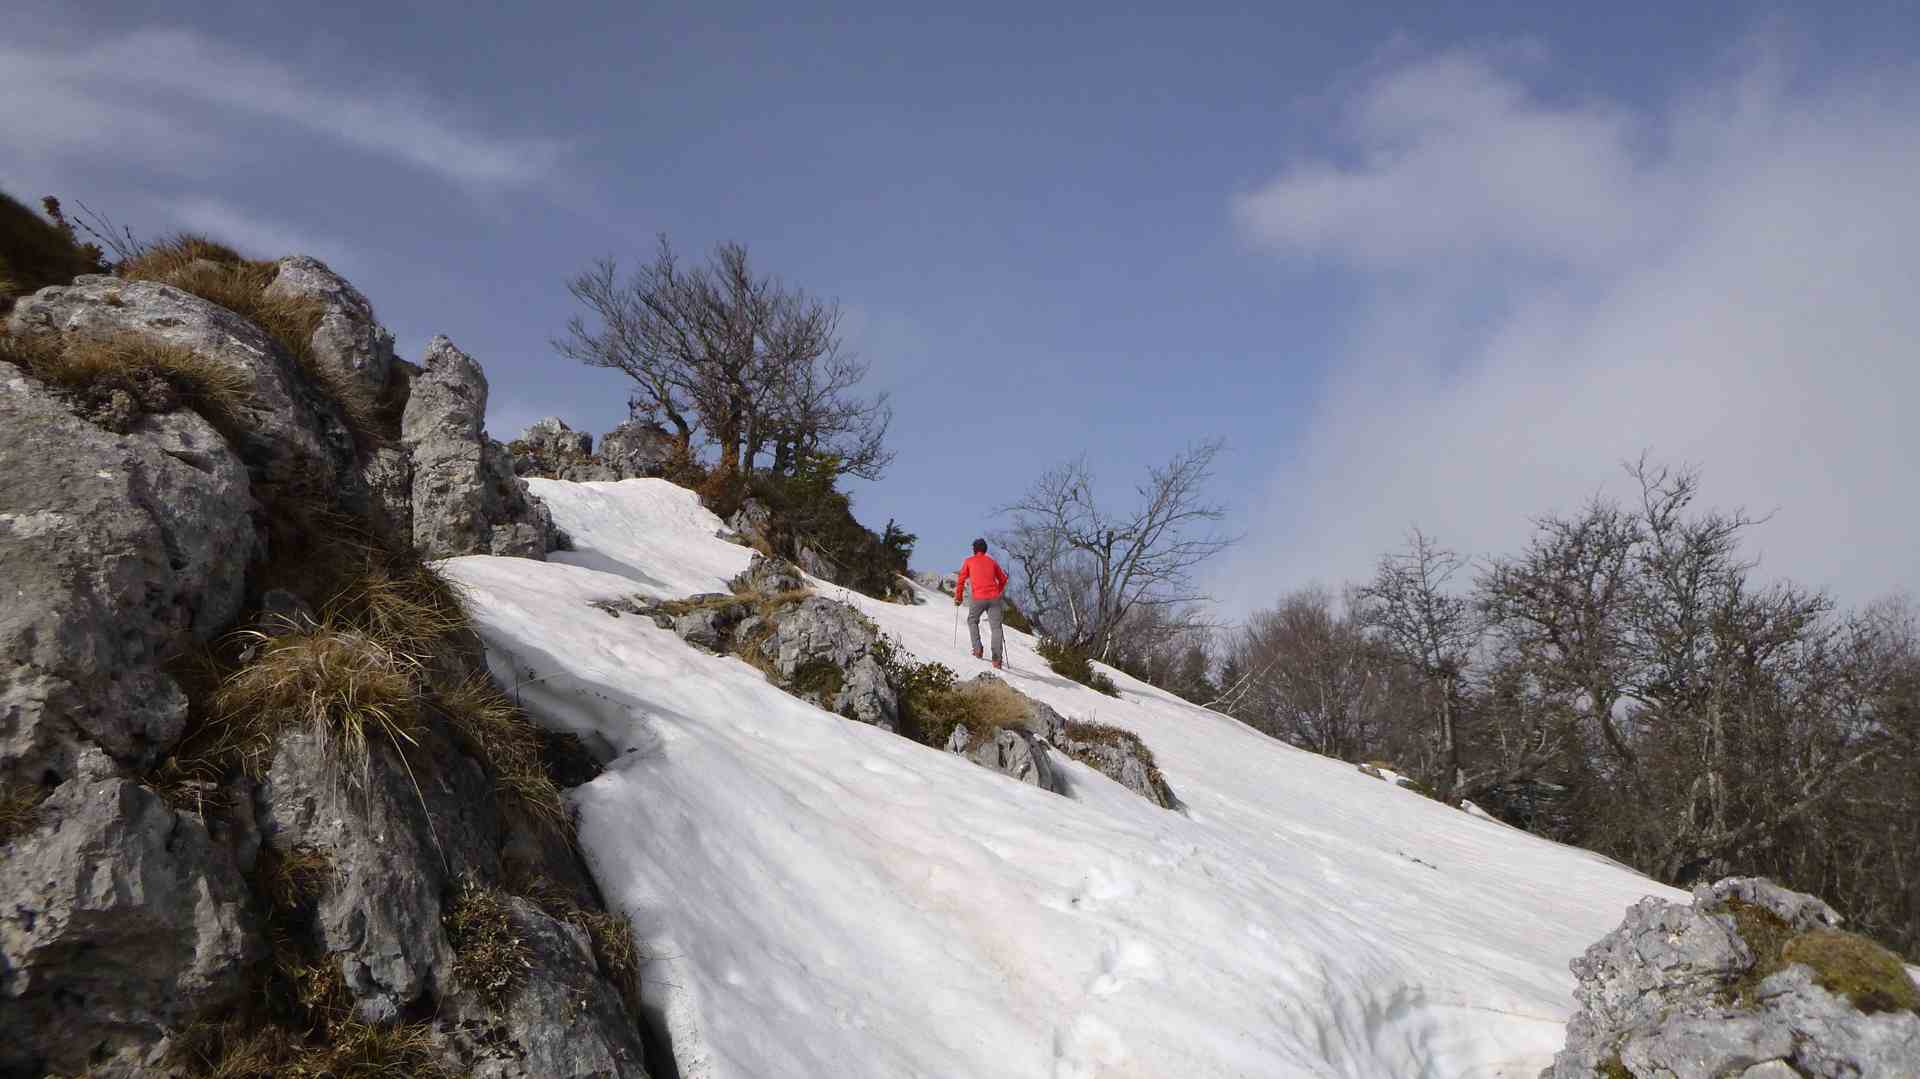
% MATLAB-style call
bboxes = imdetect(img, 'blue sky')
[7,3,1917,617]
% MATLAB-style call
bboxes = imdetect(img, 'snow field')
[443,478,1684,1079]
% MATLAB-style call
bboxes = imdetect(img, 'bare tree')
[997,439,1238,660]
[556,237,892,481]
[1226,587,1409,760]
[1353,528,1482,797]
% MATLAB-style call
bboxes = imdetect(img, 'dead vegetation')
[0,330,257,440]
[0,193,102,314]
[0,781,49,846]
[444,875,532,1006]
[118,235,388,450]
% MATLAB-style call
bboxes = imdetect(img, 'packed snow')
[442,478,1684,1079]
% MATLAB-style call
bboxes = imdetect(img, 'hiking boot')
[992,658,1004,670]
[971,647,983,659]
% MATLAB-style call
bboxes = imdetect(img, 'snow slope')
[443,479,1683,1079]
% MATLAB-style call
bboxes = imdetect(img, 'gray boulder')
[0,751,260,1076]
[968,675,1180,809]
[401,335,553,560]
[436,896,649,1078]
[945,724,1063,793]
[729,552,807,596]
[597,419,676,478]
[0,361,257,786]
[511,417,616,482]
[759,597,898,730]
[727,498,775,550]
[262,254,396,390]
[672,597,751,651]
[1544,876,1920,1078]
[8,275,360,500]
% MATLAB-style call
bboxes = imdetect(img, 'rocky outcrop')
[945,723,1063,794]
[756,597,899,730]
[511,416,677,483]
[402,335,554,560]
[959,675,1179,809]
[0,360,257,788]
[1544,877,1920,1078]
[511,416,615,482]
[597,419,676,478]
[0,750,261,1076]
[263,255,395,391]
[729,552,807,596]
[0,260,639,1077]
[8,275,360,500]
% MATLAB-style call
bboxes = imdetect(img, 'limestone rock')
[436,897,649,1078]
[511,417,615,482]
[8,275,359,499]
[0,361,257,784]
[263,255,396,390]
[0,751,261,1076]
[945,724,1063,793]
[673,597,751,651]
[729,553,807,596]
[1543,876,1920,1078]
[401,336,553,560]
[760,597,898,730]
[968,675,1180,809]
[597,419,676,479]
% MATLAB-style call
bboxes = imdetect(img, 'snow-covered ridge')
[443,478,1682,1079]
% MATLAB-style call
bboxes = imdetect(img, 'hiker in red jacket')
[954,538,1010,668]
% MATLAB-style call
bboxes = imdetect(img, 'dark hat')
[971,537,988,552]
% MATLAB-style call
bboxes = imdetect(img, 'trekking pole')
[952,601,960,648]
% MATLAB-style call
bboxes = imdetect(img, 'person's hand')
[953,597,962,606]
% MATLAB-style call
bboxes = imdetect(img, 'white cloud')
[0,28,562,191]
[1226,41,1920,615]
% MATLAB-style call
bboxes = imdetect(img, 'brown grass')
[0,781,48,845]
[444,875,531,1007]
[438,675,568,834]
[258,845,335,914]
[0,331,256,440]
[211,624,424,781]
[169,1016,450,1079]
[119,235,386,451]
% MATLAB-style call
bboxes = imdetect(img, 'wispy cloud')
[1226,38,1920,614]
[0,28,562,191]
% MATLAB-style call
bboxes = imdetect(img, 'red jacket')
[955,553,1008,602]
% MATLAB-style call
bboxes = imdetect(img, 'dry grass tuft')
[438,676,568,834]
[325,549,471,658]
[212,624,424,781]
[119,235,387,450]
[0,781,49,845]
[169,1016,450,1079]
[577,907,640,986]
[0,331,256,440]
[444,875,532,1006]
[258,845,335,914]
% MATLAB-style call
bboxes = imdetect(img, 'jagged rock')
[729,553,807,596]
[401,336,553,560]
[727,497,774,549]
[0,361,258,785]
[7,275,360,500]
[436,897,649,1078]
[1543,876,1920,1078]
[0,750,261,1076]
[945,724,1063,793]
[962,675,1179,809]
[263,255,396,390]
[758,597,898,730]
[797,543,837,581]
[597,419,675,478]
[673,597,751,651]
[511,417,616,482]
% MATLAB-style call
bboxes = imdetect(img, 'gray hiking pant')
[967,596,1005,660]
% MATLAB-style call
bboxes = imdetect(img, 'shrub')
[744,453,912,602]
[0,331,256,440]
[0,192,103,313]
[444,875,532,1006]
[1036,638,1119,696]
[119,235,387,451]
